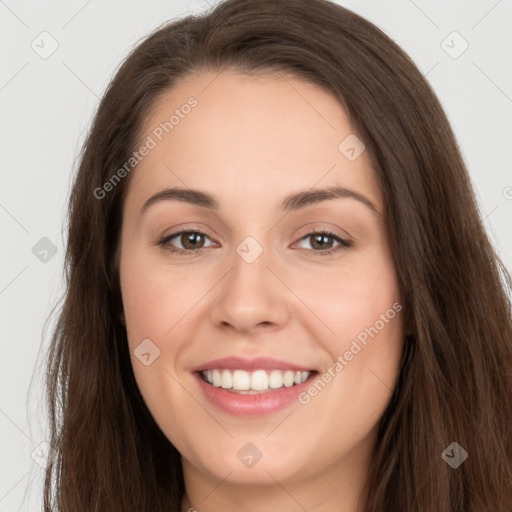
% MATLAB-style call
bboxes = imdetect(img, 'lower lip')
[193,372,317,417]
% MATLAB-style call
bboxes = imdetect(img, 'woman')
[43,0,512,510]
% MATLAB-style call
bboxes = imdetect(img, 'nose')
[209,242,292,336]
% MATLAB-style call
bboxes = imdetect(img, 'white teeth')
[283,370,294,387]
[268,369,283,389]
[251,370,268,391]
[221,369,232,389]
[212,369,222,387]
[232,369,251,390]
[202,368,312,392]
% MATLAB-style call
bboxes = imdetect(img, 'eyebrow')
[139,185,379,217]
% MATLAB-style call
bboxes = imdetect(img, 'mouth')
[198,368,318,394]
[190,356,320,415]
[191,356,320,416]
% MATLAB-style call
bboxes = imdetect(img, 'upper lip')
[190,356,316,373]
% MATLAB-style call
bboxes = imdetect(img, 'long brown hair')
[43,0,512,510]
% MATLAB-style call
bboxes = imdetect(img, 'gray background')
[1,0,511,510]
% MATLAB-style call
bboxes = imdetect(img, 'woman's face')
[119,70,405,497]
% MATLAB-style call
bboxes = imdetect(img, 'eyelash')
[157,229,353,257]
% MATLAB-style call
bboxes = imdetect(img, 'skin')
[119,69,405,512]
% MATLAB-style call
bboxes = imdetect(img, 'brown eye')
[295,230,353,255]
[180,232,206,250]
[158,230,215,254]
[309,233,336,250]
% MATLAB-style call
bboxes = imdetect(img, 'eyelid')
[294,222,352,241]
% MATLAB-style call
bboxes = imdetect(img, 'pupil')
[313,234,331,249]
[184,232,203,249]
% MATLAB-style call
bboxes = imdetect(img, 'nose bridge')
[209,230,290,332]
[229,232,273,293]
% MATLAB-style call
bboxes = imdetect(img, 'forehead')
[125,69,382,213]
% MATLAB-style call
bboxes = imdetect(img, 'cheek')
[296,243,404,429]
[120,248,204,341]
[120,251,198,445]
[303,243,402,342]
[119,246,212,426]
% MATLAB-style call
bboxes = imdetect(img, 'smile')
[200,368,312,393]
